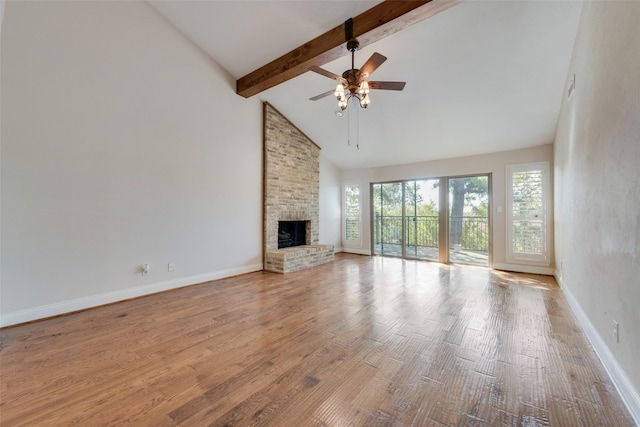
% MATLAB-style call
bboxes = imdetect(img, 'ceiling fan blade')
[368,81,406,91]
[309,89,336,101]
[358,53,387,79]
[309,66,345,82]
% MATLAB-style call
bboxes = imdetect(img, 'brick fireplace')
[263,102,333,273]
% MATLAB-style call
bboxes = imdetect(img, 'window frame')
[506,161,550,265]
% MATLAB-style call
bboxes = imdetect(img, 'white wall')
[319,154,342,251]
[0,1,263,326]
[0,1,4,32]
[554,2,640,420]
[341,144,554,272]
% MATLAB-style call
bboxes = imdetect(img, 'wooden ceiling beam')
[236,0,461,98]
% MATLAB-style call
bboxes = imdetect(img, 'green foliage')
[372,182,403,216]
[512,171,542,216]
[472,202,488,217]
[345,185,360,217]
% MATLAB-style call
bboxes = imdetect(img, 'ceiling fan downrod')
[346,39,360,70]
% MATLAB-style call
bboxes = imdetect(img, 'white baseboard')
[563,284,640,425]
[493,262,554,275]
[554,269,562,287]
[340,247,371,256]
[332,246,343,253]
[0,263,263,328]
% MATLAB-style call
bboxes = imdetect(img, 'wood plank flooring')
[0,253,635,426]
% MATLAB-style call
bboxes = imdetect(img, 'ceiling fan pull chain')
[347,106,351,146]
[356,106,360,150]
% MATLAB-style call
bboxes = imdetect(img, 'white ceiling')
[149,0,583,170]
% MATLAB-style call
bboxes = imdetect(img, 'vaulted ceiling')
[149,0,583,170]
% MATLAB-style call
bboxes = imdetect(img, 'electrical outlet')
[168,263,175,272]
[613,320,619,343]
[142,263,150,276]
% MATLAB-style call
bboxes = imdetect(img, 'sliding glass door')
[372,182,403,256]
[372,175,490,266]
[404,179,440,260]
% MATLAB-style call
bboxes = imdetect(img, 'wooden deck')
[0,253,634,426]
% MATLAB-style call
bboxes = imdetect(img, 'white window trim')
[506,161,550,265]
[343,182,362,247]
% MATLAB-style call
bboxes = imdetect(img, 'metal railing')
[450,216,489,252]
[406,216,439,249]
[373,215,488,252]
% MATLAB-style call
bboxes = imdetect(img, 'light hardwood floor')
[0,254,635,426]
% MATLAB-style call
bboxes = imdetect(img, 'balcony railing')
[373,215,488,252]
[449,216,489,252]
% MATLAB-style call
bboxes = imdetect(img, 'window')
[344,184,361,244]
[506,162,550,264]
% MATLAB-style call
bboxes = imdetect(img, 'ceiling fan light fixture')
[358,81,369,95]
[359,93,371,108]
[335,83,345,99]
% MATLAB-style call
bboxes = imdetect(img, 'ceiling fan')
[308,38,406,110]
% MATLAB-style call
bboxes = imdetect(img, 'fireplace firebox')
[278,221,307,249]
